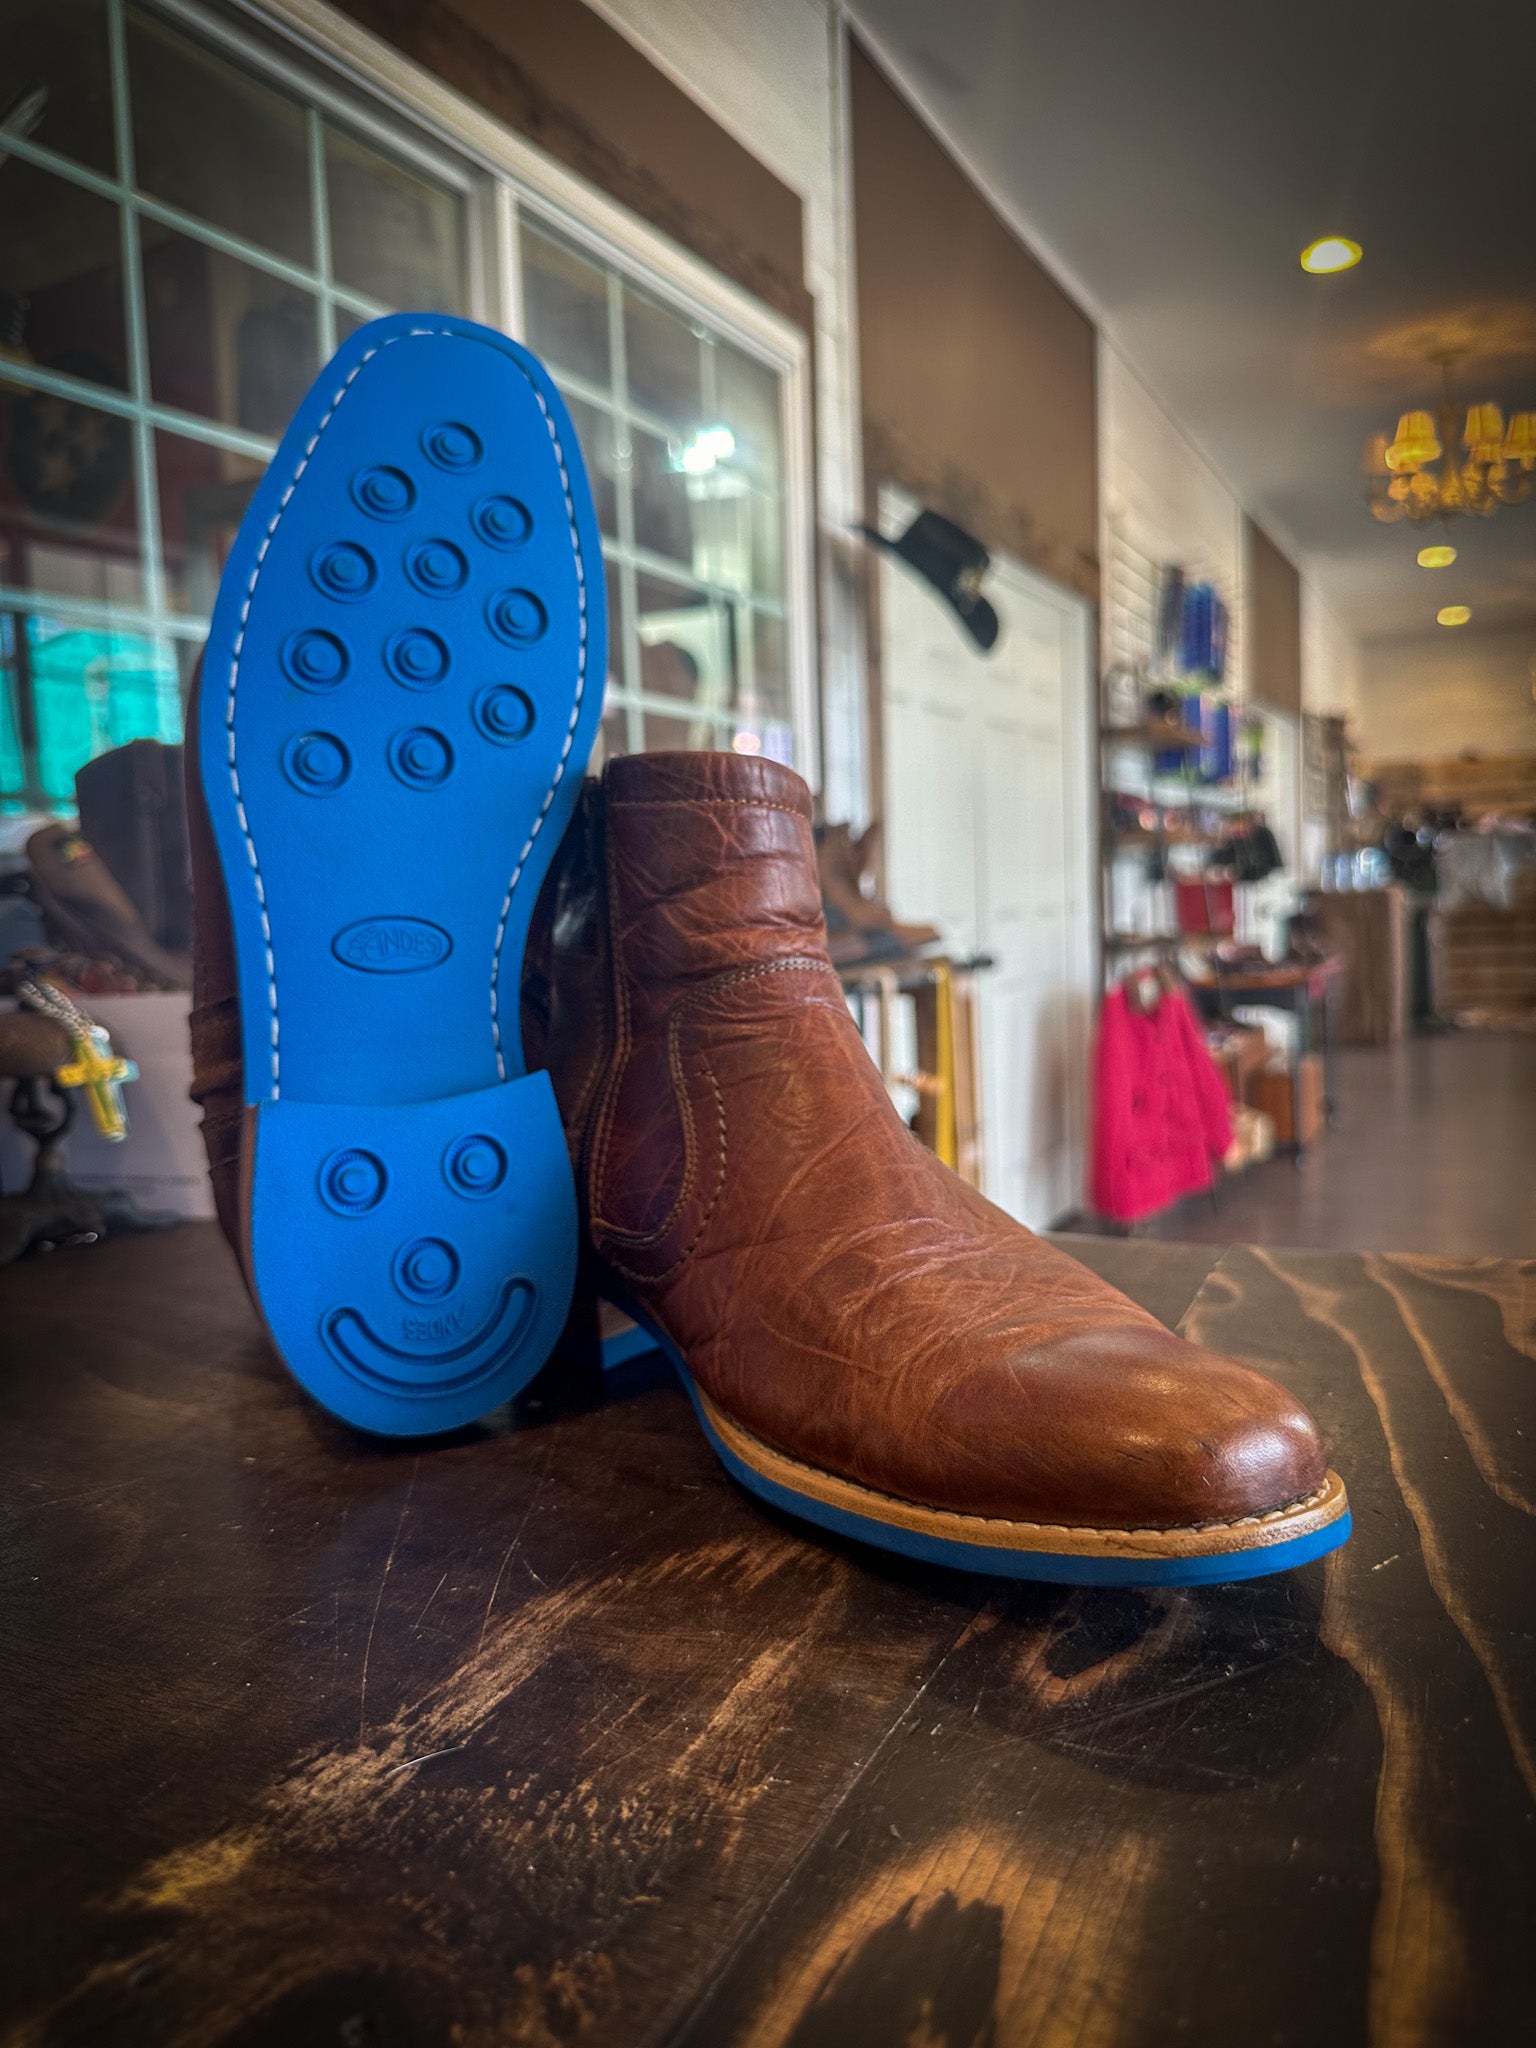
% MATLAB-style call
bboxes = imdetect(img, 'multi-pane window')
[520,219,794,763]
[0,0,805,820]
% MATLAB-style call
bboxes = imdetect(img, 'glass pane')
[0,615,26,809]
[631,427,766,595]
[0,158,128,391]
[2,0,115,176]
[521,223,610,387]
[604,556,623,684]
[733,610,794,765]
[334,305,367,346]
[155,432,265,617]
[623,284,701,432]
[636,572,732,718]
[563,393,617,538]
[0,383,141,604]
[630,425,692,566]
[597,696,628,769]
[749,610,791,722]
[747,489,784,600]
[27,616,181,808]
[641,706,720,753]
[143,222,320,435]
[128,9,312,267]
[325,126,465,313]
[716,340,782,491]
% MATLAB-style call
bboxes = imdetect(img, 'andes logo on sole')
[332,916,453,973]
[403,1304,468,1343]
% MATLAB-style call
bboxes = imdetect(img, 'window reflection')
[155,433,264,618]
[624,286,702,433]
[1,0,116,178]
[7,613,180,812]
[325,126,466,313]
[31,619,182,807]
[143,223,320,435]
[128,8,313,267]
[0,158,129,393]
[0,380,141,605]
[563,393,618,537]
[518,211,793,765]
[522,226,611,387]
[636,573,731,716]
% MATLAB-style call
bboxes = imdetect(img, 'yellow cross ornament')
[54,1027,139,1142]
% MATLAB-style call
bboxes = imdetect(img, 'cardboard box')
[1248,1053,1325,1148]
[0,992,214,1220]
[1209,1025,1269,1103]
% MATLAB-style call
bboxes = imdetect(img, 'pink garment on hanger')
[1090,984,1232,1224]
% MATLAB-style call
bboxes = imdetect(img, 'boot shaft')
[602,753,830,1033]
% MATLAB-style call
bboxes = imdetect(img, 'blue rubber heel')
[199,314,605,1434]
[248,1074,574,1436]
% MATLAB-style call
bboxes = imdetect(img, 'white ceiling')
[849,0,1536,645]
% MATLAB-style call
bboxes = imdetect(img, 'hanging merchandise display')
[1090,974,1233,1224]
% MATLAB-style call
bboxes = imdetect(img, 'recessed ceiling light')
[1300,236,1362,274]
[1437,605,1471,626]
[1418,544,1457,567]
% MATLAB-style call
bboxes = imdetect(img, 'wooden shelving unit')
[1097,713,1246,985]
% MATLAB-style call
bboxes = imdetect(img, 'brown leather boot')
[553,750,1349,1586]
[185,679,247,1261]
[26,821,191,990]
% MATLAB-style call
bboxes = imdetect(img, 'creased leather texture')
[575,751,1330,1533]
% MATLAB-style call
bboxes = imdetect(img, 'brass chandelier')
[1365,354,1535,524]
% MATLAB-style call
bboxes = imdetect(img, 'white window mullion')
[489,180,524,342]
[307,107,337,360]
[107,0,167,627]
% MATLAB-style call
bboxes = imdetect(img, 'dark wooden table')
[3,1224,1532,2047]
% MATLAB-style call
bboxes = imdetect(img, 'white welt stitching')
[224,326,589,1097]
[488,382,588,1083]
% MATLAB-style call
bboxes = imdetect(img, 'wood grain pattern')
[2,1224,1532,2046]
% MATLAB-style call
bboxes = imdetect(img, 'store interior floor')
[1081,1028,1536,1259]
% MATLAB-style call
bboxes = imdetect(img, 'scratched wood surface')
[1,1224,1531,2048]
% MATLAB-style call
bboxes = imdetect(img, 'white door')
[880,506,1094,1226]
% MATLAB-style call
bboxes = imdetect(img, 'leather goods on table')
[189,744,1348,1579]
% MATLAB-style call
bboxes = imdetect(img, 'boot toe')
[995,1325,1331,1532]
[874,1320,1332,1533]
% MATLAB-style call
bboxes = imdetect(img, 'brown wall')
[333,0,811,333]
[849,39,1098,603]
[1247,518,1302,715]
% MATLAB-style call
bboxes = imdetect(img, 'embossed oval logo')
[332,917,453,974]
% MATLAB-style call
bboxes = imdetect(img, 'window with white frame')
[0,0,811,819]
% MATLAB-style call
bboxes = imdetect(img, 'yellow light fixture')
[1417,544,1457,567]
[1365,353,1536,526]
[1437,605,1472,626]
[1386,410,1441,470]
[1300,236,1362,274]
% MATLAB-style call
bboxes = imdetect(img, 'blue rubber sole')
[200,314,605,1436]
[611,1300,1351,1586]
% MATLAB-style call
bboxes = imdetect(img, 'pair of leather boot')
[191,739,1347,1587]
[185,312,1346,1586]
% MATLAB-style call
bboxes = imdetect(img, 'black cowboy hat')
[859,508,1000,651]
